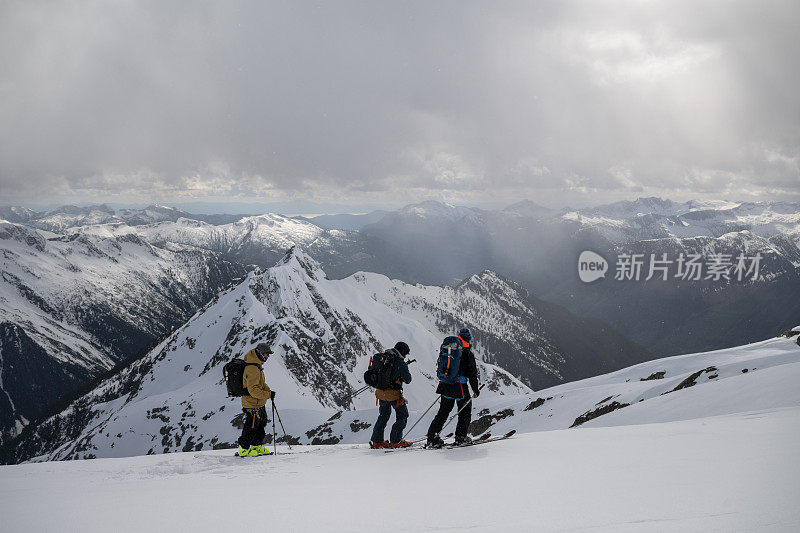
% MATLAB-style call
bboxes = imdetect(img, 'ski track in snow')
[1,407,798,532]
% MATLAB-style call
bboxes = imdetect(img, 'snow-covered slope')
[6,248,532,462]
[1,401,798,531]
[0,220,245,443]
[439,330,800,439]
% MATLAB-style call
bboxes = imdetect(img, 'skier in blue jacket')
[426,328,480,448]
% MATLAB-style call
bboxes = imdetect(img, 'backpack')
[364,350,399,390]
[436,336,462,384]
[223,358,259,397]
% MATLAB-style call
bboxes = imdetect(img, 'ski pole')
[271,401,277,455]
[441,383,485,433]
[401,395,441,441]
[350,385,370,398]
[272,401,292,450]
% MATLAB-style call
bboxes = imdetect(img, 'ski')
[439,430,516,449]
[380,436,428,452]
[234,452,274,457]
[382,430,517,452]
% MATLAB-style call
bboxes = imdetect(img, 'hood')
[243,348,264,366]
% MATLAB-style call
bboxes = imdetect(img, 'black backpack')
[364,350,399,390]
[223,359,259,397]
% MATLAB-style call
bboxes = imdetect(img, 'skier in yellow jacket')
[238,343,275,457]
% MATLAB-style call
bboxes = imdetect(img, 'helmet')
[458,328,472,342]
[255,343,273,361]
[393,341,410,356]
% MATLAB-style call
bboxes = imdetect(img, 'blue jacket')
[391,355,412,387]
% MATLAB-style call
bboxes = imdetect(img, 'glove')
[472,388,480,398]
[270,390,276,400]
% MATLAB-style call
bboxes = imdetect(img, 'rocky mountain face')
[346,270,650,389]
[3,247,542,462]
[0,220,246,443]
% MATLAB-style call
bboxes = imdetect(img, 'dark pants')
[371,400,409,443]
[238,407,267,448]
[427,397,471,438]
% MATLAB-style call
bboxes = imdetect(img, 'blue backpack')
[436,336,462,384]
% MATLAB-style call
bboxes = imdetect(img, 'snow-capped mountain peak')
[274,246,325,281]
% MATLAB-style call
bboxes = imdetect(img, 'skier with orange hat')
[426,328,480,448]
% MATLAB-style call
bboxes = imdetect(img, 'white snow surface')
[1,407,798,532]
[3,318,798,531]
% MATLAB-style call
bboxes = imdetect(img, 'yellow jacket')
[241,348,272,409]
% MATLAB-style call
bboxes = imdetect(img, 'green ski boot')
[253,445,272,456]
[237,445,258,457]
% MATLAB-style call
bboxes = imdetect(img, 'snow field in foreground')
[2,406,798,532]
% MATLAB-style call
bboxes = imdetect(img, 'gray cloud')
[1,0,798,208]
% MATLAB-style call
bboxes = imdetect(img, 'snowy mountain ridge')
[64,212,375,277]
[6,198,798,247]
[5,204,250,231]
[8,249,792,465]
[3,198,798,449]
[5,247,538,462]
[562,197,800,245]
[0,220,246,443]
[347,270,566,382]
[5,298,797,470]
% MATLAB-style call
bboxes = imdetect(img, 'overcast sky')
[1,0,798,212]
